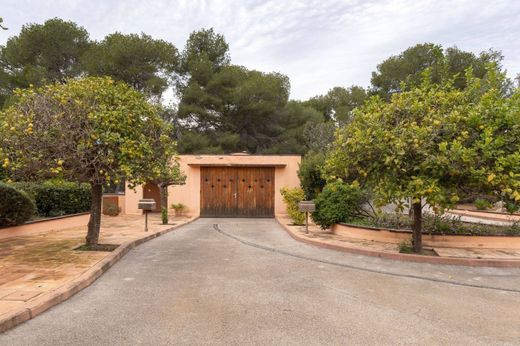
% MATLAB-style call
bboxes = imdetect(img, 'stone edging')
[275,218,520,268]
[0,212,90,231]
[453,208,520,217]
[22,212,91,225]
[0,217,199,334]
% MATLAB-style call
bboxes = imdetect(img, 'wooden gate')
[200,167,275,217]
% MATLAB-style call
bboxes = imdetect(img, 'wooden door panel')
[236,167,274,217]
[200,166,274,217]
[200,167,237,217]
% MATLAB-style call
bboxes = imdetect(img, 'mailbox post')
[298,201,315,234]
[138,199,156,232]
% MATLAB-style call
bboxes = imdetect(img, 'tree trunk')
[86,183,103,246]
[412,201,422,253]
[159,183,169,224]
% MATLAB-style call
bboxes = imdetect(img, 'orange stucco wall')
[0,213,90,240]
[124,154,301,217]
[124,185,143,215]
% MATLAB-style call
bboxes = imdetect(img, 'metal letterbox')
[298,201,315,212]
[138,198,156,211]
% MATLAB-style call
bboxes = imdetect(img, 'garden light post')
[138,199,156,232]
[298,201,315,234]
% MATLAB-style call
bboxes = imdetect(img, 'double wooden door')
[200,167,275,217]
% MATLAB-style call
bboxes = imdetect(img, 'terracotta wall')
[0,213,90,240]
[124,154,301,216]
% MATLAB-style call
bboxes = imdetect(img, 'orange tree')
[146,112,186,225]
[0,77,178,247]
[325,68,520,252]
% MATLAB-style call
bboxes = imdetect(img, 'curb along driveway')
[2,218,520,345]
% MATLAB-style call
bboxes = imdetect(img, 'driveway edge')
[0,217,199,334]
[275,218,520,268]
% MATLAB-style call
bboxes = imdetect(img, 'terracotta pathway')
[0,214,192,320]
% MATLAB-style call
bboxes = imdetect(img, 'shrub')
[351,212,520,236]
[0,183,36,227]
[171,203,187,215]
[312,181,367,229]
[298,152,326,200]
[280,187,305,225]
[504,223,520,236]
[474,198,491,210]
[104,203,121,217]
[504,201,519,214]
[12,180,91,217]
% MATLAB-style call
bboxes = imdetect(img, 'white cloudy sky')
[1,0,519,100]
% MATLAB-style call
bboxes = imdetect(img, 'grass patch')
[397,240,437,256]
[74,244,119,252]
[397,240,414,253]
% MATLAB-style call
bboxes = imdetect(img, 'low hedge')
[280,186,305,225]
[312,181,368,229]
[0,183,36,227]
[12,181,91,217]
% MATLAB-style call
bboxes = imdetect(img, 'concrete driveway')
[1,218,520,345]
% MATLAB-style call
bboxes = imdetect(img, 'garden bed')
[333,222,520,250]
[346,213,520,237]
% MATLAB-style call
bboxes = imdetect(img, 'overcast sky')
[1,0,519,100]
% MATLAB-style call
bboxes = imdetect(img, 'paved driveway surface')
[1,218,520,345]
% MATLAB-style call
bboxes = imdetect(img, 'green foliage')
[474,198,491,210]
[326,66,520,250]
[0,182,35,226]
[260,101,323,155]
[327,66,520,214]
[177,131,237,154]
[179,28,230,79]
[280,187,305,225]
[302,121,336,153]
[397,239,414,254]
[0,18,90,106]
[298,151,327,200]
[370,43,509,99]
[312,181,367,229]
[504,223,520,236]
[304,86,367,123]
[504,202,520,214]
[104,203,121,217]
[0,77,176,245]
[351,213,411,230]
[161,207,168,224]
[12,180,91,217]
[178,64,295,153]
[0,77,170,187]
[421,214,520,236]
[171,203,187,215]
[82,32,178,98]
[350,213,520,236]
[176,28,319,154]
